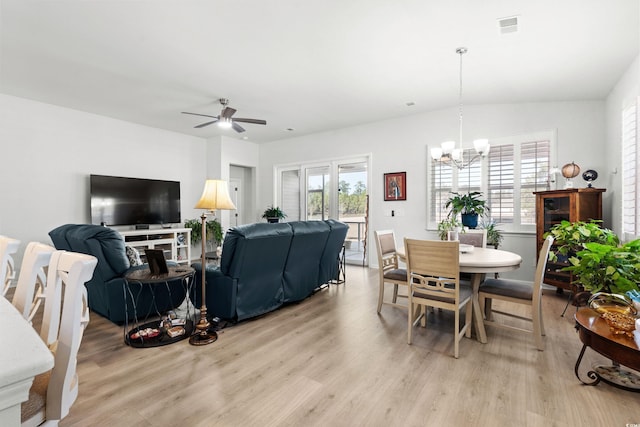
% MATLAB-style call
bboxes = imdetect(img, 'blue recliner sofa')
[49,224,186,324]
[192,220,348,321]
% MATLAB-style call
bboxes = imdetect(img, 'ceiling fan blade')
[182,111,219,119]
[232,122,246,133]
[234,118,267,125]
[221,107,237,119]
[195,120,218,128]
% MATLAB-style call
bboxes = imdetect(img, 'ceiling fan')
[181,98,267,133]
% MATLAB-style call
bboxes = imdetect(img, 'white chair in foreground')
[374,230,408,312]
[21,250,97,427]
[1,235,20,297]
[405,238,472,359]
[479,236,554,351]
[12,242,56,327]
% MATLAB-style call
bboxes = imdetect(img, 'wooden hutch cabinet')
[534,188,605,291]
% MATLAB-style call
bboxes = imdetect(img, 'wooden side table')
[123,266,195,348]
[574,308,640,391]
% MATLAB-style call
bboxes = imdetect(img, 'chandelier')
[430,47,490,169]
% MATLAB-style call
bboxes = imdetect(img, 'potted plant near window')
[437,217,462,241]
[480,219,503,249]
[262,206,287,223]
[445,191,489,229]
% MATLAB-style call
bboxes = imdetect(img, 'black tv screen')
[90,175,181,226]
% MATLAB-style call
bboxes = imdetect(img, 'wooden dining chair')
[457,229,488,283]
[404,238,472,358]
[374,230,408,312]
[457,229,487,248]
[12,242,56,327]
[479,235,554,351]
[21,250,97,427]
[1,235,20,297]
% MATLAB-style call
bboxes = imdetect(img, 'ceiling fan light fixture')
[218,117,232,129]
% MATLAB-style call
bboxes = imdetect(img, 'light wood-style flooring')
[59,266,639,427]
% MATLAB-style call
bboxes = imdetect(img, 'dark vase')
[461,213,478,229]
[267,217,280,223]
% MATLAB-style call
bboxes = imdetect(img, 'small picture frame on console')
[384,172,406,201]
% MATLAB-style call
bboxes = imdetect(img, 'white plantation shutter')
[281,169,301,221]
[519,141,551,225]
[429,133,552,230]
[488,144,515,224]
[622,99,639,239]
[430,161,453,223]
[458,149,482,193]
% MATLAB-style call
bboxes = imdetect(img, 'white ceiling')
[1,0,638,143]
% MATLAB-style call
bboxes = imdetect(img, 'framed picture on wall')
[384,172,406,201]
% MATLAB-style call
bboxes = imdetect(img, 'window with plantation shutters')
[429,132,554,231]
[622,98,639,240]
[281,169,301,221]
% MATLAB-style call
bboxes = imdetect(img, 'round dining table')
[459,247,523,343]
[398,245,523,344]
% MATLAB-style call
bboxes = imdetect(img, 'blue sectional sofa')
[192,220,348,321]
[49,224,186,324]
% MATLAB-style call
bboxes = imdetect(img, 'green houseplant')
[262,206,287,223]
[184,218,223,250]
[544,220,639,295]
[437,217,461,241]
[480,219,503,249]
[545,220,619,263]
[445,191,489,229]
[565,240,640,295]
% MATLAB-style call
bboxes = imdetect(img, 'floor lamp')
[190,179,236,346]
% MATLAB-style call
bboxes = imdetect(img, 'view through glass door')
[306,166,330,220]
[277,156,370,266]
[337,162,368,265]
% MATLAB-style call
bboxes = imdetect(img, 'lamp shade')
[195,179,236,211]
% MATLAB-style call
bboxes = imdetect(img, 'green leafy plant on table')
[545,220,619,263]
[565,240,640,295]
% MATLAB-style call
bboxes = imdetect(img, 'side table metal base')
[574,344,640,392]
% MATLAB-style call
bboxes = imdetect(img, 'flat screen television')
[90,174,181,226]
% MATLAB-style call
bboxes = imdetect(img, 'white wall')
[605,54,639,237]
[259,101,607,280]
[0,94,209,265]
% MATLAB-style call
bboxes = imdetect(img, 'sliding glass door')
[337,162,368,265]
[306,166,330,220]
[276,156,370,265]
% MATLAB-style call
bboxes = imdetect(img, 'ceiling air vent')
[497,16,519,34]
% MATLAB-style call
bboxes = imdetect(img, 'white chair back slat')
[46,251,97,422]
[12,242,55,327]
[0,235,20,297]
